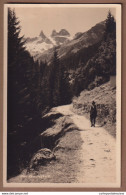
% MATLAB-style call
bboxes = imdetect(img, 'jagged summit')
[39,31,46,39]
[51,30,57,37]
[51,29,70,37]
[25,21,105,59]
[58,29,70,36]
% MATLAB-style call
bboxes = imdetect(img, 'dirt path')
[56,104,116,183]
[8,104,116,184]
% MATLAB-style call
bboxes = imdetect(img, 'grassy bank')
[72,81,116,137]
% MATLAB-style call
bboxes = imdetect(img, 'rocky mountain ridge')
[25,21,105,62]
[25,29,72,57]
[51,29,70,37]
[35,21,105,63]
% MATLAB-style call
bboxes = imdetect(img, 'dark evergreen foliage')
[105,10,116,37]
[7,8,44,178]
[56,11,116,95]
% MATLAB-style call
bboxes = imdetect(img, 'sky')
[9,5,116,38]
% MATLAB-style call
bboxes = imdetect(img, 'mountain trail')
[55,104,116,183]
[8,104,116,184]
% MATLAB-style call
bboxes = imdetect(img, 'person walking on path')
[90,101,97,127]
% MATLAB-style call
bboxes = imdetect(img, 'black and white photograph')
[3,4,121,188]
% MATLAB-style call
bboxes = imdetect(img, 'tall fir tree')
[7,8,43,178]
[8,8,25,65]
[52,48,61,106]
[105,11,116,39]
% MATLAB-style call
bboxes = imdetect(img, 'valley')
[7,8,118,185]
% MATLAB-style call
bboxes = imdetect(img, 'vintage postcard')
[3,4,121,188]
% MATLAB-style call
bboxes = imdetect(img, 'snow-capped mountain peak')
[25,29,71,57]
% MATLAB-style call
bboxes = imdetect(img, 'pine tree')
[7,8,43,178]
[105,11,116,39]
[52,48,61,106]
[48,48,60,106]
[8,8,25,65]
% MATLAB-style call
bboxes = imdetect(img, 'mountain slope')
[33,15,116,109]
[37,21,105,63]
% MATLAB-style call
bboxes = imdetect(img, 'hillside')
[72,81,116,137]
[37,21,105,63]
[23,12,116,118]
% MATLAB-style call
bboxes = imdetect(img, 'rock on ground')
[29,148,55,170]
